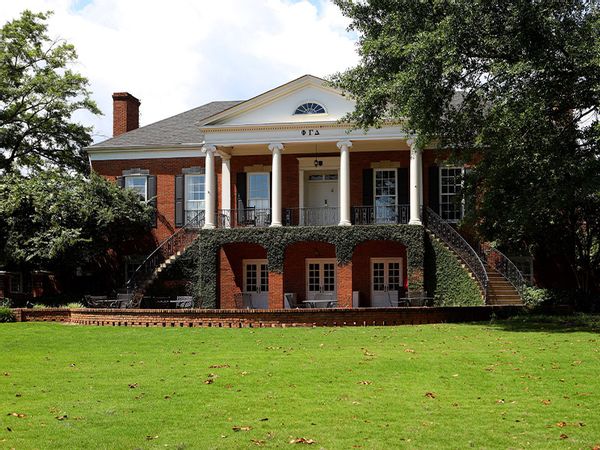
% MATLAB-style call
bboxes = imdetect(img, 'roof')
[89,101,243,149]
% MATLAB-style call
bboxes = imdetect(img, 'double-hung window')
[440,167,465,222]
[185,174,205,223]
[247,173,270,210]
[8,273,22,293]
[125,176,148,201]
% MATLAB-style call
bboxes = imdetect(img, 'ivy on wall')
[424,235,483,306]
[189,225,426,308]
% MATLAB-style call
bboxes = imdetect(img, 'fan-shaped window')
[294,102,326,115]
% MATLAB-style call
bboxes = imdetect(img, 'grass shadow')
[485,312,600,334]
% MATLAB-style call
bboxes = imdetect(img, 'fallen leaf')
[146,435,159,440]
[251,439,266,446]
[128,383,138,389]
[259,418,269,421]
[7,413,26,418]
[164,395,171,400]
[556,421,567,428]
[424,392,436,399]
[289,437,316,444]
[358,380,372,385]
[204,379,214,385]
[209,364,230,368]
[232,426,252,432]
[3,372,10,376]
[496,399,505,404]
[541,399,551,405]
[404,349,415,353]
[55,415,68,421]
[560,434,568,439]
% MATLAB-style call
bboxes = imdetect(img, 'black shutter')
[175,174,184,227]
[236,172,247,209]
[147,175,157,228]
[362,169,373,206]
[429,165,440,214]
[116,176,125,188]
[397,168,409,205]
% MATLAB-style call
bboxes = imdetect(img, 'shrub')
[0,307,15,323]
[522,287,554,308]
[66,302,84,308]
[0,297,11,308]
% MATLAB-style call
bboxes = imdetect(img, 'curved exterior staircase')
[123,212,204,308]
[423,207,525,306]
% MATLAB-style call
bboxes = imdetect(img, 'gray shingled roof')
[89,101,242,148]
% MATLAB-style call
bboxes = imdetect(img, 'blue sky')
[1,0,357,143]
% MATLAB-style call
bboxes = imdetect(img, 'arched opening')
[283,241,336,307]
[352,240,407,307]
[219,242,267,309]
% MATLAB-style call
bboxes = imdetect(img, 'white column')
[337,140,352,226]
[408,139,423,225]
[268,143,284,227]
[202,144,216,229]
[220,152,231,228]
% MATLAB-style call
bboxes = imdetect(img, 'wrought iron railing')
[283,207,340,226]
[217,208,271,228]
[480,244,528,297]
[423,207,489,301]
[124,210,204,307]
[351,204,409,225]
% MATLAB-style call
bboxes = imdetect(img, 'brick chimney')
[112,92,141,137]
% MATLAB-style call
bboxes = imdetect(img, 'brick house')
[88,75,524,308]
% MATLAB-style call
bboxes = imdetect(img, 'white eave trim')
[87,144,203,161]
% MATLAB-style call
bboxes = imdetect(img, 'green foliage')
[425,236,483,306]
[0,306,15,322]
[332,0,600,296]
[190,225,425,308]
[0,10,100,174]
[0,170,152,271]
[0,298,11,308]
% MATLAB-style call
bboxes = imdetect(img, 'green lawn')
[1,317,599,449]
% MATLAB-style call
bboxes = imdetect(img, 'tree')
[0,170,153,278]
[331,0,600,298]
[0,10,100,174]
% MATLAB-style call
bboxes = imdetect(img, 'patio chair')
[116,293,132,308]
[284,293,299,309]
[175,296,193,308]
[233,293,253,309]
[83,295,108,308]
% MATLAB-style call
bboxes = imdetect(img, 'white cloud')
[0,0,357,143]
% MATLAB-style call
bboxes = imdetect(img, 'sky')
[0,0,358,143]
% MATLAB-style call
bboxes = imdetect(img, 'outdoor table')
[302,299,337,308]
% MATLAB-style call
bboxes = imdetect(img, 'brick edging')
[11,306,524,328]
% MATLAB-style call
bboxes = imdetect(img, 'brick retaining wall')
[13,306,523,328]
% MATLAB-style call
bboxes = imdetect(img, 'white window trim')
[439,166,466,223]
[184,173,205,211]
[243,259,268,294]
[373,168,398,206]
[293,101,327,115]
[125,175,148,202]
[305,258,337,295]
[246,172,270,209]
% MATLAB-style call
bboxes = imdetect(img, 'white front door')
[304,172,339,225]
[371,258,403,307]
[243,259,269,309]
[306,259,336,302]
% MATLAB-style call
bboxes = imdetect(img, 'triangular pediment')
[200,75,356,127]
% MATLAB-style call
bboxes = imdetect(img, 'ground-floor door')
[243,259,269,309]
[371,258,402,307]
[305,259,337,306]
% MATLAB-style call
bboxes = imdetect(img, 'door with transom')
[371,258,403,307]
[243,259,269,309]
[305,259,336,302]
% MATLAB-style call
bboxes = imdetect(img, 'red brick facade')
[91,148,445,309]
